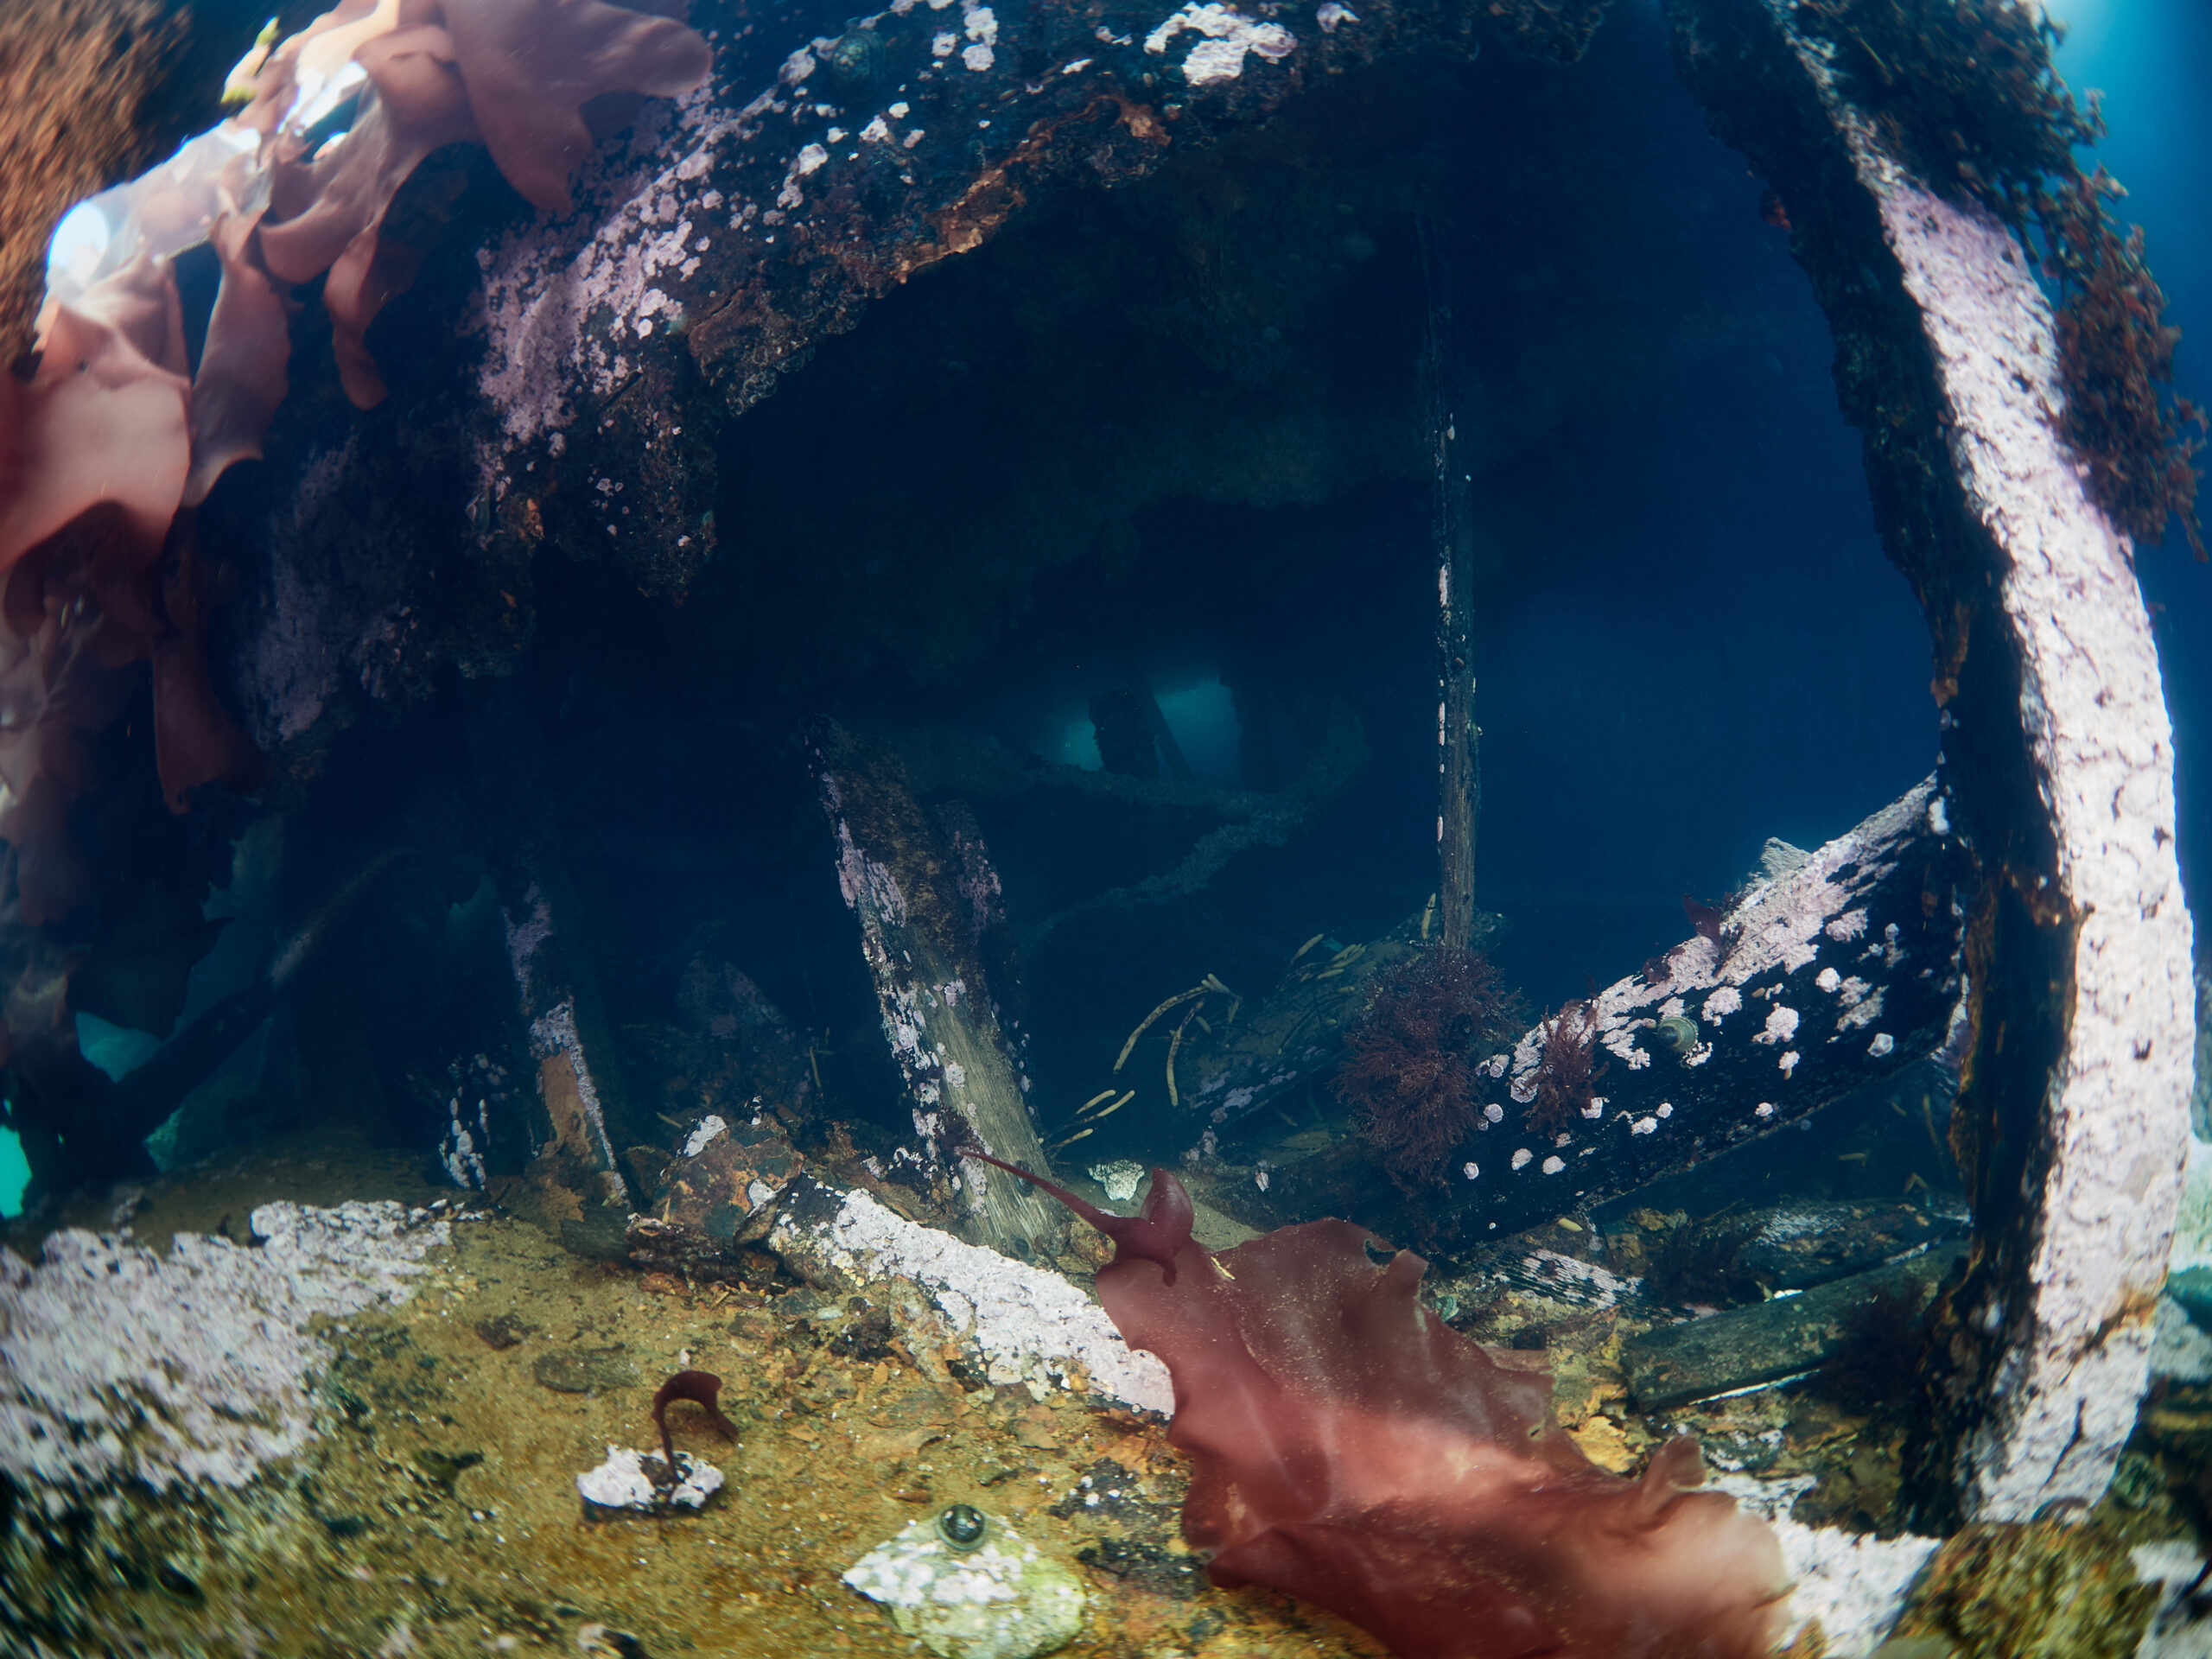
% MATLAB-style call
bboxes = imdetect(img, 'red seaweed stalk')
[1525,997,1602,1138]
[652,1370,740,1484]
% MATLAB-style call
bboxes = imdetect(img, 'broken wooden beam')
[811,720,1065,1259]
[1249,779,1970,1246]
[1440,779,1968,1236]
[1625,1247,1964,1414]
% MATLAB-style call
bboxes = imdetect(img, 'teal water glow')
[75,1011,164,1082]
[1047,677,1243,782]
[1051,716,1103,771]
[0,1123,29,1217]
[1154,677,1242,787]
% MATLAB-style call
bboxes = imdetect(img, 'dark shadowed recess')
[154,3,1935,1185]
[467,8,1937,1173]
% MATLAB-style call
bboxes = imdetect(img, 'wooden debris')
[1624,1249,1962,1414]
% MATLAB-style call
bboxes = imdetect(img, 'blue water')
[2055,0,2212,929]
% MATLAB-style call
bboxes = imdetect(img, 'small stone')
[1087,1160,1144,1203]
[844,1510,1085,1659]
[475,1312,533,1350]
[533,1347,640,1393]
[1012,1404,1059,1450]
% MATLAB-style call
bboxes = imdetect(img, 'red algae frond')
[1333,946,1515,1193]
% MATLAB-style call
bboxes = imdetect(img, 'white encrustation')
[843,1510,1085,1659]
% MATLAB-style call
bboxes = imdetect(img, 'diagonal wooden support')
[1668,0,2197,1526]
[811,721,1065,1260]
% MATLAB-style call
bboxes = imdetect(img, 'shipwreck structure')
[0,0,2196,1547]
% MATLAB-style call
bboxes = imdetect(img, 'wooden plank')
[811,720,1064,1258]
[1625,1248,1963,1414]
[1250,779,1970,1246]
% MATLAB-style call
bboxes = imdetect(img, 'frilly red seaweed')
[0,0,712,916]
[982,1156,1791,1659]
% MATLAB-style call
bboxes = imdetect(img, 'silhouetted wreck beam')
[1669,0,2196,1528]
[0,850,409,1196]
[467,684,651,1224]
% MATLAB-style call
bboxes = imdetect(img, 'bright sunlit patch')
[47,201,111,289]
[0,1123,29,1217]
[2048,0,2117,60]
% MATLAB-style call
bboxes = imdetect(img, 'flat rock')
[844,1510,1086,1659]
[576,1446,725,1518]
[531,1346,642,1394]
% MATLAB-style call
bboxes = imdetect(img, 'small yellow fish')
[222,16,283,105]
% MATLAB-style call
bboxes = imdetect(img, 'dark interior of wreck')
[5,3,1948,1266]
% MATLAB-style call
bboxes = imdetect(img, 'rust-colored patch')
[1929,597,1972,707]
[537,1051,599,1164]
[901,97,1173,280]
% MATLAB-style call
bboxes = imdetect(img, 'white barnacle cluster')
[1143,1,1295,86]
[1507,1027,1544,1103]
[836,819,912,927]
[577,1445,724,1515]
[441,1091,491,1187]
[771,1185,1172,1412]
[683,1113,730,1158]
[1520,1248,1637,1310]
[960,0,999,70]
[0,1203,448,1497]
[1751,1004,1800,1046]
[1600,1024,1649,1071]
[844,1513,1086,1656]
[776,139,830,208]
[1592,791,1930,1066]
[474,84,738,448]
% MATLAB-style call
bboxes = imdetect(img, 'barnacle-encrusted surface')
[0,1198,447,1494]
